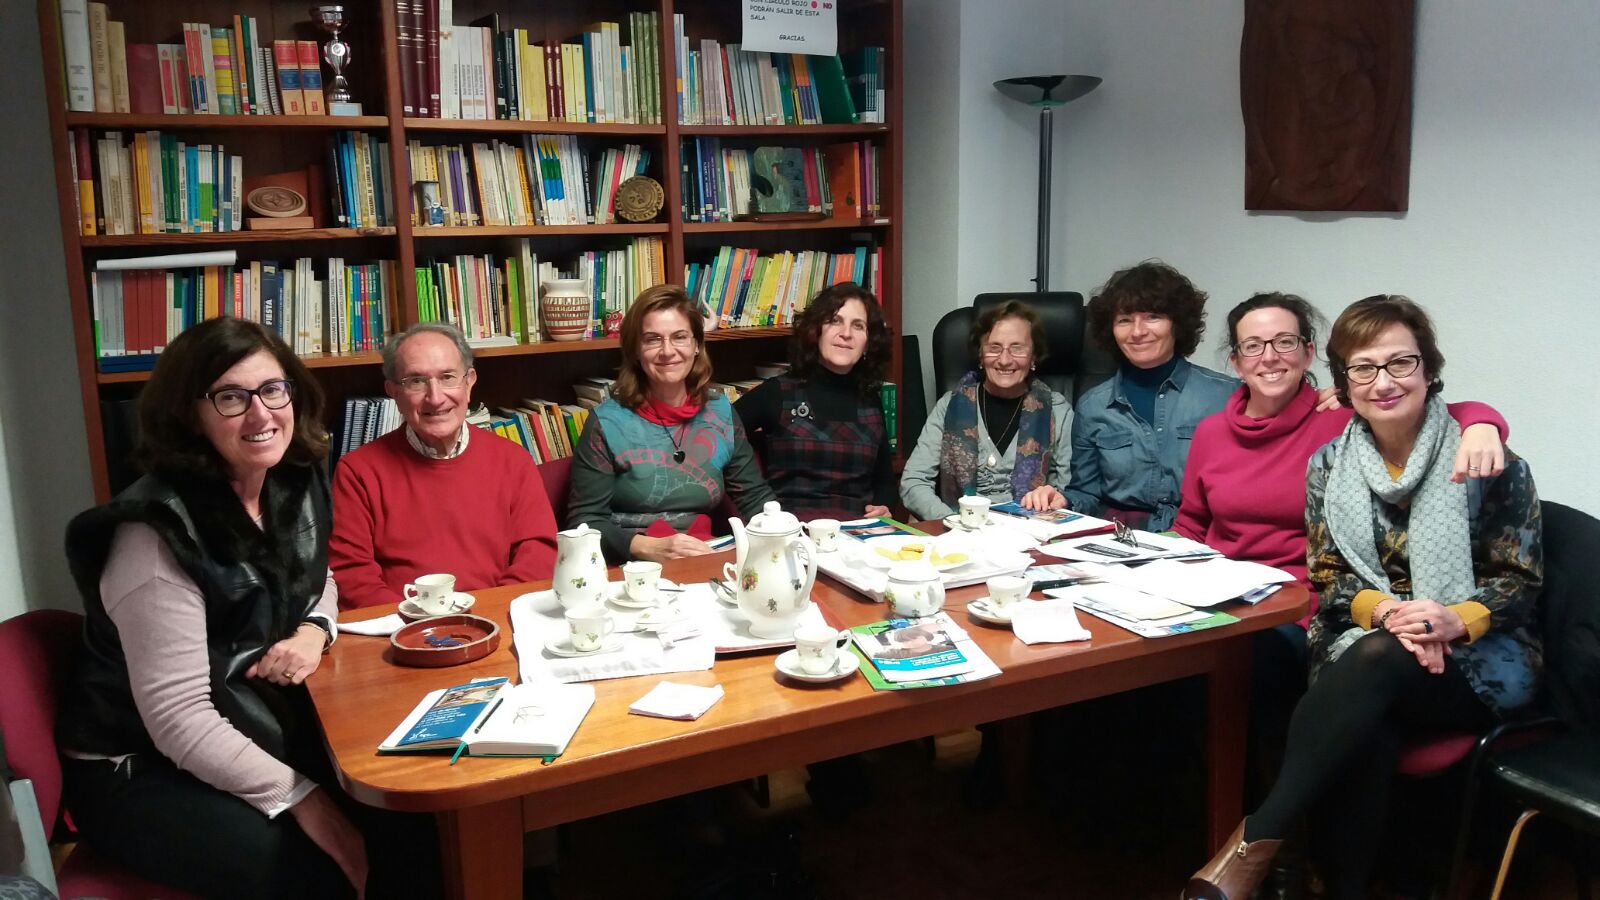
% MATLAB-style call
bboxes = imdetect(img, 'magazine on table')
[846,613,1001,690]
[988,503,1115,541]
[1050,584,1241,639]
[379,677,596,759]
[838,517,927,540]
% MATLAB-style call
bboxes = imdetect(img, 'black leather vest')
[59,465,331,763]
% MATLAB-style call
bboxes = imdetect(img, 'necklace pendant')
[673,450,686,463]
[987,454,997,467]
[794,401,811,420]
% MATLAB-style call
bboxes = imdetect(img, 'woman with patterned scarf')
[568,284,776,563]
[1185,296,1542,900]
[901,300,1072,522]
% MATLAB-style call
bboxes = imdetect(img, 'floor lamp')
[994,75,1101,292]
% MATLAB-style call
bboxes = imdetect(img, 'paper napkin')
[628,681,725,721]
[1009,599,1092,645]
[336,614,405,636]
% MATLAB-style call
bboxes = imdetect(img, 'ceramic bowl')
[389,614,500,667]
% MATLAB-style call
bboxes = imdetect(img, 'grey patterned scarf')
[1323,394,1476,658]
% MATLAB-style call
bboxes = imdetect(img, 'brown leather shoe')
[1182,820,1282,900]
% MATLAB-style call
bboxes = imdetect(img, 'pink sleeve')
[1446,401,1509,441]
[329,455,397,609]
[101,524,309,816]
[503,456,559,585]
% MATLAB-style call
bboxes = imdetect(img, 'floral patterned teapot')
[723,501,820,638]
[553,523,607,609]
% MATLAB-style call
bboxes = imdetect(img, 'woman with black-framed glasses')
[59,317,438,899]
[1185,295,1540,900]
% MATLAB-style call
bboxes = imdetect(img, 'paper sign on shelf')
[742,0,838,56]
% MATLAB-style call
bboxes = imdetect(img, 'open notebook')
[379,678,596,759]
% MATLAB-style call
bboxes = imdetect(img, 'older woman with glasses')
[1185,296,1540,900]
[901,299,1073,522]
[59,318,437,899]
[568,284,776,563]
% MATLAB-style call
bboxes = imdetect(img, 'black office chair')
[898,334,928,455]
[929,291,1112,403]
[1446,500,1600,899]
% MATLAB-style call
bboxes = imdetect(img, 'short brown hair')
[1087,261,1207,363]
[137,317,328,479]
[790,283,892,398]
[1326,294,1445,406]
[968,300,1049,367]
[611,284,713,409]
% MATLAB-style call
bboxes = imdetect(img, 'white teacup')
[805,518,841,552]
[404,573,458,615]
[622,560,663,605]
[793,624,852,675]
[958,495,991,529]
[986,574,1033,611]
[564,602,616,652]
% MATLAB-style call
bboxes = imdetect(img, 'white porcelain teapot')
[723,501,820,638]
[553,523,607,609]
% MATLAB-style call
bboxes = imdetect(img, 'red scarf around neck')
[637,396,702,426]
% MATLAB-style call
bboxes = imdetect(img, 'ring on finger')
[1423,619,1433,634]
[1467,465,1480,471]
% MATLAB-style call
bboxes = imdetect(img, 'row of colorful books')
[59,3,325,116]
[69,129,390,236]
[682,140,880,223]
[483,400,592,465]
[406,136,647,228]
[90,258,396,369]
[686,246,883,330]
[416,237,665,344]
[671,21,875,128]
[402,4,664,124]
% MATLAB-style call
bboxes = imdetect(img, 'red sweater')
[330,428,558,609]
[1174,383,1505,618]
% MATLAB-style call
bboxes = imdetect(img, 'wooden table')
[309,547,1308,900]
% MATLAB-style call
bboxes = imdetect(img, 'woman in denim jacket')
[1062,261,1237,530]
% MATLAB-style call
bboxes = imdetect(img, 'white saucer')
[399,593,475,619]
[966,597,1014,626]
[544,635,623,658]
[942,513,993,532]
[610,592,665,609]
[774,648,860,684]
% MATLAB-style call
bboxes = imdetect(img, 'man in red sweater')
[330,323,559,609]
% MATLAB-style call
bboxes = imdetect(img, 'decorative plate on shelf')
[615,176,664,222]
[389,614,499,667]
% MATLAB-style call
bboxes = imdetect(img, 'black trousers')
[62,692,440,900]
[1246,630,1495,900]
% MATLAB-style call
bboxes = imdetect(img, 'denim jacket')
[1062,358,1237,530]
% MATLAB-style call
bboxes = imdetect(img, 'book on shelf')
[847,613,1001,691]
[325,132,394,229]
[407,135,648,228]
[90,256,395,369]
[685,245,882,329]
[336,396,402,462]
[671,21,874,127]
[880,382,898,452]
[681,140,877,223]
[379,678,596,760]
[56,6,325,118]
[402,5,661,124]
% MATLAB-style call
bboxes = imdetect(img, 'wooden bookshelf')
[37,0,902,501]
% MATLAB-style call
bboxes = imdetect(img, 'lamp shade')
[994,74,1102,107]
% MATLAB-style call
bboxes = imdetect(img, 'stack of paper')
[1037,530,1218,564]
[848,613,1002,690]
[1047,583,1239,639]
[1092,558,1295,608]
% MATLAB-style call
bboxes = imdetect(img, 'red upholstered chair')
[538,456,573,527]
[0,609,197,900]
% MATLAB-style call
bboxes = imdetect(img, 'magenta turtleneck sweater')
[1174,382,1505,621]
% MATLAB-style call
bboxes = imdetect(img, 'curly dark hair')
[790,283,892,398]
[137,317,328,480]
[1087,261,1208,364]
[1327,294,1445,407]
[611,284,713,409]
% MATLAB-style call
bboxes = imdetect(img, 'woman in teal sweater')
[567,285,775,563]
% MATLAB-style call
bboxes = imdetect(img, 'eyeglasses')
[981,343,1032,361]
[395,371,468,394]
[1343,354,1422,385]
[1235,334,1307,357]
[641,332,695,351]
[202,379,295,417]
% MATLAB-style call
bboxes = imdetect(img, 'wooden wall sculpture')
[1241,0,1415,211]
